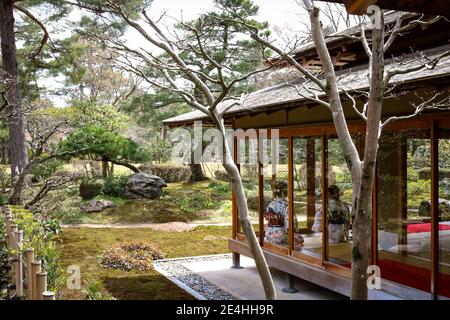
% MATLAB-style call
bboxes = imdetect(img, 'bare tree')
[232,1,449,299]
[72,0,280,299]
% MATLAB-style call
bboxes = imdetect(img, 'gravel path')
[154,254,237,300]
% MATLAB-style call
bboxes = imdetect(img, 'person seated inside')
[311,185,351,244]
[328,185,351,244]
[264,180,304,249]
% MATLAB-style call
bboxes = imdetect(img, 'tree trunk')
[189,163,207,182]
[0,0,28,180]
[102,159,108,177]
[214,114,276,300]
[108,158,141,173]
[351,12,385,300]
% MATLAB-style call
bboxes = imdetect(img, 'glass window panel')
[262,137,289,250]
[326,137,353,267]
[236,135,259,234]
[292,136,323,259]
[438,129,450,298]
[377,129,431,293]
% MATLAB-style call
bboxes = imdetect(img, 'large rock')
[418,198,450,217]
[80,199,115,213]
[125,173,167,200]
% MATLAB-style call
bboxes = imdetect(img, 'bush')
[11,207,64,293]
[30,158,64,182]
[417,167,450,180]
[139,163,190,183]
[0,167,9,192]
[82,278,116,300]
[246,190,273,211]
[79,178,104,199]
[208,180,231,194]
[102,175,129,198]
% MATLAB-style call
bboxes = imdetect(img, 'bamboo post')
[42,291,55,300]
[14,230,24,297]
[35,271,48,301]
[9,224,18,293]
[31,260,42,300]
[5,215,12,247]
[26,248,34,300]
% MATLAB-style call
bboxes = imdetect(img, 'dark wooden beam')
[319,0,450,18]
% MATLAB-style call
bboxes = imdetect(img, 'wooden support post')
[42,291,55,300]
[231,252,243,269]
[31,260,42,300]
[14,230,24,297]
[36,271,47,301]
[26,248,34,300]
[282,273,298,293]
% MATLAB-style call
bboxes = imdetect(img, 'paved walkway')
[155,254,346,300]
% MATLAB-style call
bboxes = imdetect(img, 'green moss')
[56,226,231,300]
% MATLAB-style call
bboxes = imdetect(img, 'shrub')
[79,178,104,199]
[246,190,273,211]
[102,175,129,198]
[417,167,450,180]
[139,163,190,183]
[163,193,219,214]
[11,207,64,293]
[82,278,116,300]
[208,180,231,194]
[0,167,9,192]
[30,158,64,182]
[0,217,9,298]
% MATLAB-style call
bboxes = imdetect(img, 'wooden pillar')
[36,271,47,300]
[306,138,316,230]
[232,135,239,237]
[321,135,328,264]
[258,130,264,247]
[31,260,41,300]
[399,136,408,249]
[430,121,439,299]
[26,248,34,300]
[288,135,294,255]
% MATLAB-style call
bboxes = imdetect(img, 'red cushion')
[407,223,450,234]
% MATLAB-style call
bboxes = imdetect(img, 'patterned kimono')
[264,198,303,247]
[328,199,351,244]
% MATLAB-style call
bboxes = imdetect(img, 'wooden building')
[163,12,450,300]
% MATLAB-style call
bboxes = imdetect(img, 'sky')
[43,0,309,107]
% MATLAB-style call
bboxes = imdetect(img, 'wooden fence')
[2,206,56,300]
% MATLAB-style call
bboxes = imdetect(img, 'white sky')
[43,0,309,106]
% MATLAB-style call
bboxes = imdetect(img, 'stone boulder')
[125,173,167,200]
[80,199,115,213]
[418,198,450,217]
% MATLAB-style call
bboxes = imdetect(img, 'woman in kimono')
[264,180,304,249]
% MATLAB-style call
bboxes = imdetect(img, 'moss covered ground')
[55,225,231,300]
